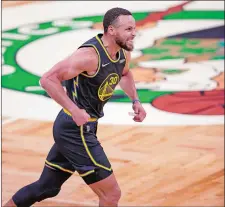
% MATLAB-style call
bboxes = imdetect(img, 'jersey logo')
[98,73,119,101]
[119,59,125,64]
[102,62,110,67]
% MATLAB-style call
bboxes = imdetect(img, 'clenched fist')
[71,109,90,126]
[132,102,146,122]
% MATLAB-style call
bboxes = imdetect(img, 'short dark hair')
[103,7,132,33]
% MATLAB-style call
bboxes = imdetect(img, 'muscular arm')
[40,47,98,115]
[119,51,146,122]
[119,52,139,101]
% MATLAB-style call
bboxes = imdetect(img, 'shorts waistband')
[63,108,98,122]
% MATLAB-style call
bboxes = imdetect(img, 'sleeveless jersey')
[65,33,127,119]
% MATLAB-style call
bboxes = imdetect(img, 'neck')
[101,33,121,59]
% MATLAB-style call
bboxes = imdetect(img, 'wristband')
[132,99,140,104]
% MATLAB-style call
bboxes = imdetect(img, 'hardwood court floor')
[2,118,224,206]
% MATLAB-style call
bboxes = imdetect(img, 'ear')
[108,25,116,35]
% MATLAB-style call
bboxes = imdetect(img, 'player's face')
[112,15,136,51]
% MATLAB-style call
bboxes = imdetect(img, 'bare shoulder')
[41,46,99,82]
[68,47,98,73]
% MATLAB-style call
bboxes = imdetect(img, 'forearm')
[40,76,79,113]
[119,70,139,102]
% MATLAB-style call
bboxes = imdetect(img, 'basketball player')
[4,7,146,207]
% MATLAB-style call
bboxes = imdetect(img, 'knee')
[36,181,61,201]
[12,181,61,207]
[100,186,121,206]
[36,187,60,201]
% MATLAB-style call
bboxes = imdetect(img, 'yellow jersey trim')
[80,125,112,171]
[45,160,74,174]
[95,35,120,63]
[122,49,127,60]
[63,108,97,122]
[80,44,101,78]
[79,170,95,177]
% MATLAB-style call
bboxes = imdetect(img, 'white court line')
[2,117,18,125]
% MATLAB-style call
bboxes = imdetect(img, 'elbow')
[39,73,61,90]
[39,75,48,89]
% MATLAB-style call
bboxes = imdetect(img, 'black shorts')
[45,109,113,185]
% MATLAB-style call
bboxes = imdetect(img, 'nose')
[132,29,136,38]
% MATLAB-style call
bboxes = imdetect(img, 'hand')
[71,108,90,126]
[132,102,146,122]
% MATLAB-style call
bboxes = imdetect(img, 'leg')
[4,111,76,207]
[4,199,16,207]
[54,111,121,206]
[4,166,72,207]
[89,172,121,207]
[77,124,121,206]
[4,143,75,207]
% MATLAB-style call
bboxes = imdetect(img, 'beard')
[115,37,134,51]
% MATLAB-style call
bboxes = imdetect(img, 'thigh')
[53,110,113,184]
[45,143,75,175]
[78,135,113,185]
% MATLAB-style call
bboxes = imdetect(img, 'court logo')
[2,1,224,115]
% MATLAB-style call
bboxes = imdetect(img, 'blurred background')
[2,0,224,125]
[2,1,224,206]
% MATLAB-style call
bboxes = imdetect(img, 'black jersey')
[65,33,126,119]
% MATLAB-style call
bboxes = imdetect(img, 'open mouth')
[128,40,133,44]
